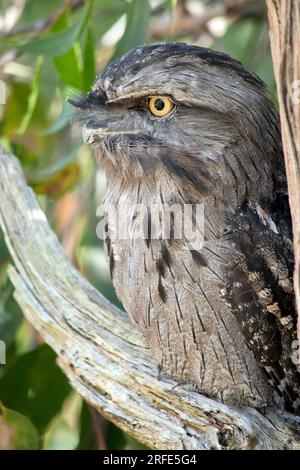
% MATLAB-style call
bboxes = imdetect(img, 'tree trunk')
[265,0,300,349]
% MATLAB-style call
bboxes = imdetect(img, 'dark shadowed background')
[0,0,277,450]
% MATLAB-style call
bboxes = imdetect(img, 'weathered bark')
[0,147,300,449]
[266,0,300,346]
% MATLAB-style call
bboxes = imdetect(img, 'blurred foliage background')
[0,0,276,450]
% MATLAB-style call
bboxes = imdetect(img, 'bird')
[71,42,300,412]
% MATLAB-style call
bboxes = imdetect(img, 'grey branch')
[0,146,300,450]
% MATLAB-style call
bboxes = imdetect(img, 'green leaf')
[0,403,39,450]
[16,0,62,26]
[0,232,9,265]
[33,144,81,178]
[19,2,93,57]
[1,82,46,139]
[0,345,70,432]
[43,99,74,135]
[52,11,83,90]
[220,18,262,64]
[18,56,44,136]
[106,421,127,450]
[31,161,81,198]
[113,0,150,60]
[82,23,96,92]
[43,395,81,450]
[76,401,99,450]
[165,0,177,10]
[54,43,83,89]
[0,237,17,361]
[43,415,79,450]
[0,277,23,348]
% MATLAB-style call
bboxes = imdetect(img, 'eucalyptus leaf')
[0,280,23,348]
[0,403,39,450]
[82,23,95,92]
[33,144,81,178]
[43,99,74,135]
[113,0,150,60]
[16,0,62,26]
[52,10,83,90]
[18,56,44,136]
[31,161,81,198]
[19,2,93,57]
[54,42,83,89]
[0,345,70,432]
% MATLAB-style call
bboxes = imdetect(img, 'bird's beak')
[82,123,141,146]
[82,125,108,145]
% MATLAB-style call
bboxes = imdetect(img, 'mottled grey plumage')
[73,43,300,411]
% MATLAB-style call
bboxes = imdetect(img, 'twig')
[88,406,107,450]
[150,0,261,39]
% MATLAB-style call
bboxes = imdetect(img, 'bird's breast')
[101,187,275,407]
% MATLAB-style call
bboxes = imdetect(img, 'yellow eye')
[148,96,175,117]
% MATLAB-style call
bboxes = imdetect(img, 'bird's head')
[72,42,282,203]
